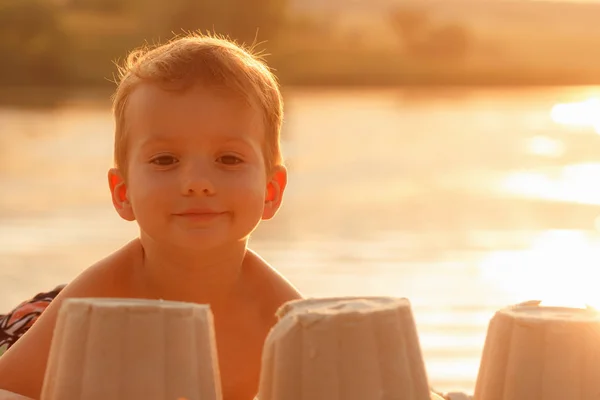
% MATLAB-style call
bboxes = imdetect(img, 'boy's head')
[112,33,284,177]
[108,34,287,249]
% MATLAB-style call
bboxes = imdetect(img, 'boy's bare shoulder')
[0,240,143,398]
[49,238,143,300]
[245,249,302,320]
[71,238,143,295]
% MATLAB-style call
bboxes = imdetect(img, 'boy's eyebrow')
[219,136,255,147]
[138,134,258,150]
[139,135,174,148]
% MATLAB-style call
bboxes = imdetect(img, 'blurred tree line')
[390,8,470,64]
[0,0,483,92]
[2,0,600,95]
[0,0,287,88]
[0,0,68,86]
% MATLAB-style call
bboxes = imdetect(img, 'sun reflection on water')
[499,95,600,205]
[500,163,600,205]
[551,97,600,134]
[526,135,565,157]
[479,230,600,309]
[492,96,600,310]
[491,93,600,307]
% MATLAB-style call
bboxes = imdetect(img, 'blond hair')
[112,33,284,176]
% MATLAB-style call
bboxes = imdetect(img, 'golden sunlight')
[551,97,600,134]
[526,135,564,157]
[479,230,600,309]
[499,163,600,205]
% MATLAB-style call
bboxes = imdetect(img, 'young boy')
[0,33,302,400]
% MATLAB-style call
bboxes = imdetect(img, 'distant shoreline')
[2,80,600,108]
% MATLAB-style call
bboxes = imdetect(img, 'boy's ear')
[262,165,287,221]
[108,168,135,222]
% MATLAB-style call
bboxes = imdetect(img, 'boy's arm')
[0,261,123,399]
[0,388,34,400]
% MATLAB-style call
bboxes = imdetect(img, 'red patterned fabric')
[0,285,64,356]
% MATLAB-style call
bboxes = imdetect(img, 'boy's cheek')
[230,177,267,196]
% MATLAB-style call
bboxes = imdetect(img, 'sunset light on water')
[479,229,600,309]
[485,96,600,310]
[5,88,600,393]
[551,97,600,134]
[500,163,600,205]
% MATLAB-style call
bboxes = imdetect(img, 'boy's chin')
[163,232,247,251]
[139,223,254,251]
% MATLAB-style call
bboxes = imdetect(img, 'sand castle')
[5,296,597,400]
[34,296,439,400]
[258,296,431,400]
[40,298,222,400]
[474,300,600,400]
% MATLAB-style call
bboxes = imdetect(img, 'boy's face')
[109,83,286,250]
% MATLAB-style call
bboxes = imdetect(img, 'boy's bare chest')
[214,310,272,400]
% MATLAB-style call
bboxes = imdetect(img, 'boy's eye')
[150,155,178,166]
[218,155,243,165]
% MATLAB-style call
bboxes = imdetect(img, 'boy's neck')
[136,236,248,306]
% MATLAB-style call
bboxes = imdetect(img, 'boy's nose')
[180,162,216,196]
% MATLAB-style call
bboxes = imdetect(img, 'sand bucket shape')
[41,298,222,400]
[258,296,431,400]
[475,301,600,400]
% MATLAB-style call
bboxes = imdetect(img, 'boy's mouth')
[173,209,227,221]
